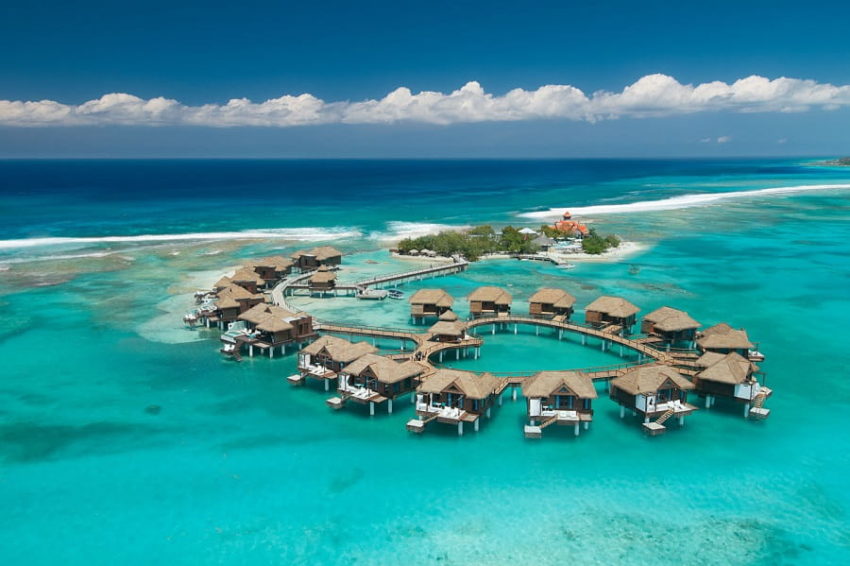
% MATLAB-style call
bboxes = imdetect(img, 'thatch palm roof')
[611,364,694,395]
[221,283,260,301]
[522,371,597,399]
[230,267,265,286]
[438,310,459,322]
[468,286,512,305]
[213,276,232,289]
[428,320,465,337]
[291,246,343,261]
[310,269,337,284]
[696,352,756,385]
[697,323,753,350]
[246,255,293,271]
[529,288,576,308]
[417,369,500,400]
[239,303,301,326]
[301,335,377,363]
[342,354,423,384]
[409,289,454,307]
[644,306,700,332]
[585,296,640,318]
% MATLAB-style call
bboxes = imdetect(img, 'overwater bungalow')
[408,288,454,323]
[609,364,697,435]
[329,353,425,415]
[584,296,640,335]
[294,335,377,390]
[212,276,232,292]
[427,312,467,343]
[641,306,700,348]
[408,369,500,435]
[245,256,293,287]
[219,303,316,358]
[696,323,755,358]
[291,246,343,272]
[468,286,512,319]
[203,284,265,328]
[309,266,337,294]
[693,352,772,418]
[230,267,266,294]
[528,288,576,320]
[521,371,597,438]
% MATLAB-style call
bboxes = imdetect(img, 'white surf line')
[0,227,363,251]
[518,183,850,219]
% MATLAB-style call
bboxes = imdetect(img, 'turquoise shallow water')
[1,159,850,565]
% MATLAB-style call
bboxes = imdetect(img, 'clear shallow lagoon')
[2,159,850,565]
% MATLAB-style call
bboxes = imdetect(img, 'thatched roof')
[417,369,500,400]
[409,289,454,307]
[696,352,756,385]
[643,306,700,332]
[585,296,640,318]
[247,255,293,271]
[468,286,512,305]
[310,269,337,284]
[291,246,343,261]
[256,315,294,333]
[697,323,753,350]
[342,354,423,384]
[694,351,727,368]
[522,371,597,399]
[428,320,465,337]
[611,364,694,395]
[438,310,459,322]
[301,335,377,362]
[214,291,240,309]
[213,276,232,289]
[221,283,259,301]
[239,303,301,326]
[230,267,265,286]
[529,288,576,308]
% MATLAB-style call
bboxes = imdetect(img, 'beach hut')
[641,306,700,348]
[528,288,576,320]
[468,286,512,319]
[693,352,771,418]
[609,364,697,435]
[696,323,754,358]
[230,267,266,294]
[309,266,337,294]
[210,284,265,328]
[245,256,293,286]
[584,296,640,335]
[521,371,597,438]
[296,336,378,390]
[428,313,466,343]
[291,246,343,271]
[532,235,556,251]
[330,354,424,415]
[408,288,454,323]
[226,303,316,358]
[211,276,232,292]
[409,369,500,435]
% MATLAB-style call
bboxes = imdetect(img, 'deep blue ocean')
[1,158,850,565]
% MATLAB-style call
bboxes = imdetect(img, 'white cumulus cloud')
[2,74,849,128]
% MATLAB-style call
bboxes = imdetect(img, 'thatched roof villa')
[468,286,512,319]
[521,370,597,438]
[610,364,697,435]
[330,353,425,414]
[528,288,576,320]
[408,288,454,322]
[409,369,501,435]
[641,306,700,347]
[291,246,343,271]
[584,295,640,335]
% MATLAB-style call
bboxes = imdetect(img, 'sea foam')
[369,221,471,241]
[0,226,362,251]
[518,183,850,219]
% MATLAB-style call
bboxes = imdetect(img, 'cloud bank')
[2,74,849,128]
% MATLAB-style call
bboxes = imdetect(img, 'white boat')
[387,289,405,299]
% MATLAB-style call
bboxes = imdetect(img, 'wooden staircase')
[539,415,559,429]
[753,387,772,408]
[654,408,676,426]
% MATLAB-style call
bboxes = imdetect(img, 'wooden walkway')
[352,259,468,288]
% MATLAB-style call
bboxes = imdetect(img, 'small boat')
[387,289,405,300]
[357,288,388,300]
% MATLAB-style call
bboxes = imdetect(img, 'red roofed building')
[553,211,589,237]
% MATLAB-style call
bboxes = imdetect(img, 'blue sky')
[1,0,849,157]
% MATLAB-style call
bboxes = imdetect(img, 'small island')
[394,211,622,263]
[814,156,850,167]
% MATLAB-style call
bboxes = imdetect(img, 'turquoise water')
[2,159,850,564]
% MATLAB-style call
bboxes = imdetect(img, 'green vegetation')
[539,224,562,238]
[581,229,621,255]
[397,225,539,261]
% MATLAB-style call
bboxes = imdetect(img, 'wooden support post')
[269,347,274,359]
[620,406,625,419]
[492,325,496,335]
[514,324,518,335]
[249,345,254,357]
[369,402,375,416]
[574,423,580,436]
[705,395,711,409]
[486,407,492,418]
[439,351,443,362]
[512,387,517,402]
[388,399,393,414]
[324,379,330,392]
[744,402,750,418]
[474,419,479,432]
[678,415,684,426]
[457,421,464,436]
[498,393,503,406]
[535,326,539,336]
[582,334,586,345]
[583,421,590,430]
